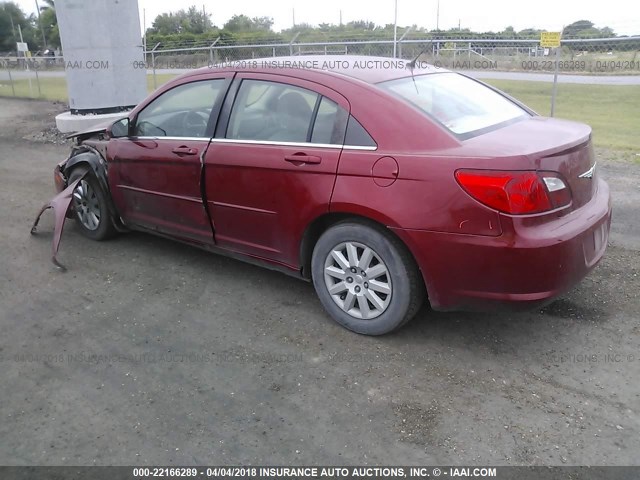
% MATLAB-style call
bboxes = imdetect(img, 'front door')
[109,76,231,245]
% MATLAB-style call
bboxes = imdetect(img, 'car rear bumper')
[393,178,612,311]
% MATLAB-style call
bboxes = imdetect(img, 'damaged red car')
[36,56,612,335]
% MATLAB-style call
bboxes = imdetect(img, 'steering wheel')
[183,110,209,137]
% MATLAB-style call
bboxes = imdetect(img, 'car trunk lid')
[453,116,596,212]
[540,138,597,210]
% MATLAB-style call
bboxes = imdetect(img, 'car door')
[108,75,232,245]
[203,74,350,267]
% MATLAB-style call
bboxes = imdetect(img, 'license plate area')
[583,220,609,267]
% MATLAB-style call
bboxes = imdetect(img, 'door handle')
[172,146,199,156]
[284,153,322,165]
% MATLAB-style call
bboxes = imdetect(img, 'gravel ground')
[0,97,638,466]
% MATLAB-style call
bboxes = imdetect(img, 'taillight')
[455,170,572,215]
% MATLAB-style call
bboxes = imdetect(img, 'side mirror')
[110,117,130,138]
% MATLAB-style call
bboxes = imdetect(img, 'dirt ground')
[0,97,638,466]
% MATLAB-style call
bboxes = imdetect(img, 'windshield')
[380,72,529,138]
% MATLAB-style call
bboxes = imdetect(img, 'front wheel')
[311,221,424,335]
[69,168,117,241]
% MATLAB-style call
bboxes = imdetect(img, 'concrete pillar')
[55,0,147,132]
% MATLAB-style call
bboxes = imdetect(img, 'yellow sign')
[540,32,562,48]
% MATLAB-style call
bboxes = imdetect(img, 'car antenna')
[406,48,427,94]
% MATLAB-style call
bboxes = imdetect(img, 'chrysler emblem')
[578,163,597,179]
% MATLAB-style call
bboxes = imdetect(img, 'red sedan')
[38,56,612,335]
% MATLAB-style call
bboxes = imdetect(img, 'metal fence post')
[209,37,221,66]
[35,68,42,98]
[151,43,160,90]
[7,67,16,97]
[289,32,300,56]
[397,26,414,59]
[393,0,398,58]
[550,43,561,117]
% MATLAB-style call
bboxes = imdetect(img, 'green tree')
[38,0,54,12]
[149,6,212,35]
[563,20,594,37]
[39,8,59,48]
[182,6,212,34]
[252,16,274,32]
[0,1,40,52]
[347,20,376,31]
[37,0,59,49]
[150,13,182,35]
[517,27,543,38]
[599,26,615,37]
[223,14,254,32]
[222,14,273,33]
[563,20,616,38]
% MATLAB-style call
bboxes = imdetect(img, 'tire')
[311,221,424,335]
[68,167,117,241]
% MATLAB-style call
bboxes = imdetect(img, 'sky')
[15,0,640,36]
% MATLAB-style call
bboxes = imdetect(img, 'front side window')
[134,79,225,138]
[380,72,529,138]
[227,80,318,143]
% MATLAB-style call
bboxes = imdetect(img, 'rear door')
[109,75,232,245]
[203,73,350,267]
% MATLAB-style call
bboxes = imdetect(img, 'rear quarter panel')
[329,80,502,236]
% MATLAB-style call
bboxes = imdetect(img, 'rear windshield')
[379,72,529,138]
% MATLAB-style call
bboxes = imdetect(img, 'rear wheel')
[69,168,116,241]
[311,221,424,335]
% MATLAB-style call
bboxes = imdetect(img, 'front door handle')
[284,153,322,165]
[172,146,199,156]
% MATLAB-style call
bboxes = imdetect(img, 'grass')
[0,75,68,102]
[146,74,180,91]
[484,79,640,152]
[0,74,178,102]
[1,74,638,154]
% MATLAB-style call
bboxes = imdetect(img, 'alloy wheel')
[323,241,392,320]
[72,179,101,231]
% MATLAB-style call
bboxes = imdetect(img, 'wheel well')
[299,213,421,283]
[63,153,126,232]
[65,162,90,178]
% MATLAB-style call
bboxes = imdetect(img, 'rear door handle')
[172,146,199,156]
[284,153,322,165]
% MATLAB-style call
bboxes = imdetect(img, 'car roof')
[188,55,447,84]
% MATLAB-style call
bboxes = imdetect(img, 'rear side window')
[311,97,348,145]
[226,79,371,148]
[345,116,377,148]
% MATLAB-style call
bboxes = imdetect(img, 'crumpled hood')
[65,120,113,140]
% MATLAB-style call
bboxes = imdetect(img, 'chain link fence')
[145,35,640,73]
[1,36,638,102]
[0,55,66,100]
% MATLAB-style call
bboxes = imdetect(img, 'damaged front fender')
[63,146,109,194]
[30,174,85,271]
[62,146,123,229]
